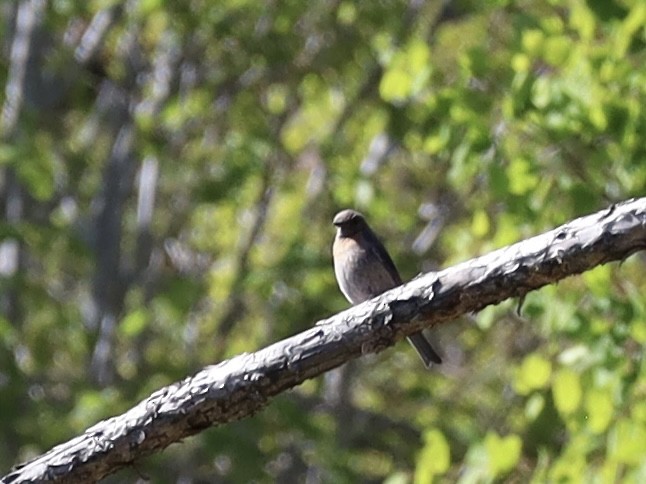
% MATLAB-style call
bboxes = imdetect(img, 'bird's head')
[333,209,368,236]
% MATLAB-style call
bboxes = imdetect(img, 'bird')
[332,209,442,368]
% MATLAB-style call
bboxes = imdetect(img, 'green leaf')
[613,3,646,58]
[471,209,490,237]
[553,368,582,416]
[264,83,288,115]
[119,309,149,337]
[582,264,612,297]
[484,432,522,477]
[521,29,544,56]
[585,389,614,434]
[608,419,646,465]
[379,39,431,103]
[570,2,596,40]
[506,157,538,196]
[514,354,552,395]
[525,393,545,421]
[415,429,451,483]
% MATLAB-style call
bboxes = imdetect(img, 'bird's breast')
[333,236,397,304]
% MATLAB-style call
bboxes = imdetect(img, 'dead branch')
[4,197,646,483]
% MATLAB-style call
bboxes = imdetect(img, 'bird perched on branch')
[332,209,442,368]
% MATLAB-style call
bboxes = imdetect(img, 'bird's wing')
[364,229,403,286]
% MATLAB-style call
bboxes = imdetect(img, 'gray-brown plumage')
[332,209,442,367]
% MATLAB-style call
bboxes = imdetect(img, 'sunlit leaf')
[484,432,522,477]
[515,354,552,395]
[585,389,614,434]
[415,429,451,483]
[553,368,582,416]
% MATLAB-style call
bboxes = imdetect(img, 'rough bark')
[3,197,646,484]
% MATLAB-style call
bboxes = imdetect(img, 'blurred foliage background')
[1,0,645,482]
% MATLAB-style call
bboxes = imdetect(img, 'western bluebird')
[332,209,442,368]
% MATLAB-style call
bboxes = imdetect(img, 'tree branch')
[4,197,646,483]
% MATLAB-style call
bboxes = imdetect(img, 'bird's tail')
[407,332,442,368]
